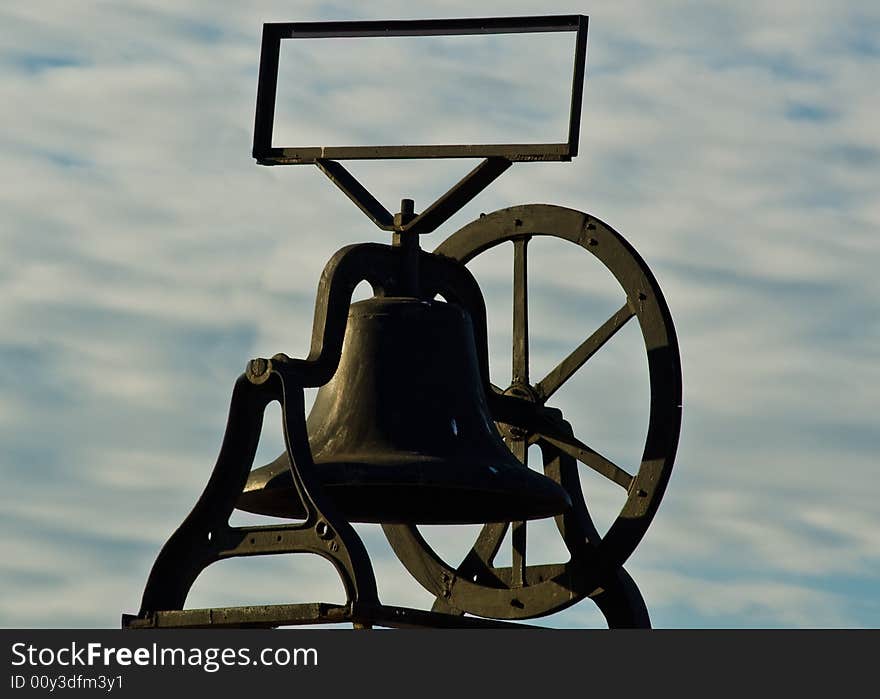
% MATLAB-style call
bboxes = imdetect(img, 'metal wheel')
[382,204,682,622]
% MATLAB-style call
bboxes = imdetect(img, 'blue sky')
[1,0,878,628]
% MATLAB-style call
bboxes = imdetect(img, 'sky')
[1,0,878,628]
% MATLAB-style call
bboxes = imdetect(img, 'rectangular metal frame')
[253,15,588,165]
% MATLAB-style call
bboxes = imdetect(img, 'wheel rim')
[383,204,682,620]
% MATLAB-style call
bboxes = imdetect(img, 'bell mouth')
[237,453,572,524]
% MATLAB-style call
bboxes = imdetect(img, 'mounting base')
[123,603,540,630]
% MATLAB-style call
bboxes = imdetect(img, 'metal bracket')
[125,368,379,624]
[316,157,512,234]
[252,14,588,236]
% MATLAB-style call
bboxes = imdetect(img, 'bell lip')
[236,486,571,524]
[236,456,572,524]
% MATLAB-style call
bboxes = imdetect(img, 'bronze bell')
[237,295,571,524]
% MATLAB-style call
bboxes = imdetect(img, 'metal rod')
[271,15,584,39]
[510,439,528,588]
[260,144,570,165]
[512,237,530,385]
[404,157,511,234]
[315,159,395,230]
[393,199,421,295]
[567,16,589,157]
[535,301,634,402]
[252,25,281,158]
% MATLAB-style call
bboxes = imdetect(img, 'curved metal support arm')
[588,566,651,629]
[137,374,272,613]
[276,370,379,608]
[134,369,379,619]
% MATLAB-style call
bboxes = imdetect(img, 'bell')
[237,296,571,524]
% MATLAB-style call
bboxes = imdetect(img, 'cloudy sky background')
[1,0,878,628]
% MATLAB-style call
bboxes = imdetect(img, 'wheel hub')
[499,383,539,441]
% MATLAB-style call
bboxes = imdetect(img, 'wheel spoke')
[512,237,530,385]
[452,437,530,584]
[450,521,509,588]
[535,301,634,402]
[509,438,527,587]
[512,523,526,588]
[470,522,509,565]
[534,430,634,491]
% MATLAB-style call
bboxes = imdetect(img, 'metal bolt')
[394,198,417,229]
[316,521,334,539]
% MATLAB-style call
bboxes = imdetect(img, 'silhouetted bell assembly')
[124,15,682,630]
